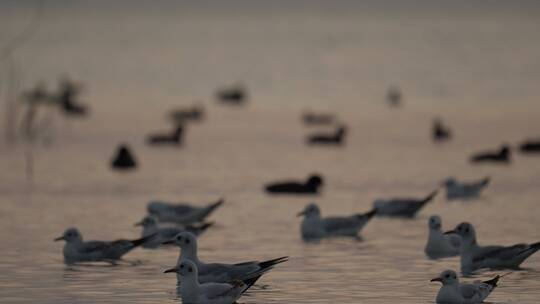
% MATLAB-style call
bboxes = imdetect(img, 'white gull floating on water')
[425,215,461,259]
[445,222,540,274]
[443,177,490,201]
[431,269,503,304]
[164,231,288,283]
[147,198,224,225]
[164,259,260,304]
[297,203,376,240]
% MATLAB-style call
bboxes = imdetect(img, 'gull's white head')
[134,216,157,228]
[431,269,459,285]
[164,231,198,250]
[428,215,442,230]
[54,228,82,243]
[297,203,320,218]
[164,259,198,279]
[446,222,476,245]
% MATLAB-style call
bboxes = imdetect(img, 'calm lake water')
[1,1,540,303]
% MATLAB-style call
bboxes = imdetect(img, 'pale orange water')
[0,1,540,303]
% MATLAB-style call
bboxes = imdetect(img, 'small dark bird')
[432,118,452,142]
[265,174,324,195]
[386,85,402,107]
[302,111,336,125]
[519,139,540,153]
[307,125,347,145]
[168,104,204,123]
[146,125,184,145]
[216,84,247,105]
[111,144,137,170]
[470,145,510,164]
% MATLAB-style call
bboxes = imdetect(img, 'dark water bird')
[519,139,540,153]
[297,203,377,240]
[431,269,502,304]
[146,125,184,145]
[265,174,324,195]
[432,118,452,142]
[386,85,402,107]
[373,190,438,218]
[164,232,288,284]
[164,260,261,304]
[445,222,540,275]
[54,228,155,265]
[147,198,224,225]
[443,177,490,201]
[134,216,213,248]
[216,84,247,105]
[307,125,347,145]
[111,144,137,170]
[470,145,510,164]
[302,111,336,125]
[168,104,205,123]
[57,78,88,116]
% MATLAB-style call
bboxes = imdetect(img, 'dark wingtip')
[131,233,158,247]
[258,256,289,269]
[483,275,500,288]
[424,189,439,203]
[359,208,377,219]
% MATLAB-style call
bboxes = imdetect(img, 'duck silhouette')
[519,139,540,153]
[307,125,347,145]
[470,145,510,164]
[432,118,452,142]
[146,125,184,145]
[111,144,137,170]
[216,84,247,105]
[265,174,324,195]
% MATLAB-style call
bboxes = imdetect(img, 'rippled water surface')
[1,1,540,303]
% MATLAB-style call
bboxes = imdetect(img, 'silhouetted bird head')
[307,174,324,188]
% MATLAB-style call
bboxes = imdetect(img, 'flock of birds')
[49,84,540,304]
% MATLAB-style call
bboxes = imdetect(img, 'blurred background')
[0,1,539,303]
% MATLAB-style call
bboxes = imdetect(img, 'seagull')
[216,84,247,105]
[146,125,184,145]
[443,177,490,201]
[445,222,540,274]
[163,232,288,283]
[432,118,452,142]
[147,198,224,225]
[134,216,213,249]
[54,228,155,265]
[431,269,502,304]
[373,190,438,218]
[297,203,376,240]
[164,260,260,304]
[425,215,461,259]
[470,145,510,164]
[264,174,324,195]
[307,125,347,146]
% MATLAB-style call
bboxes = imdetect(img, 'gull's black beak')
[430,277,443,283]
[134,222,143,227]
[163,267,178,274]
[443,230,457,235]
[54,236,65,241]
[162,240,175,245]
[296,211,306,217]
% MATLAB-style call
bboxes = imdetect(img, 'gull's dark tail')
[483,275,500,288]
[357,208,377,220]
[201,198,225,219]
[130,233,158,248]
[479,176,491,187]
[258,256,289,270]
[421,190,439,205]
[186,222,214,235]
[517,241,540,256]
